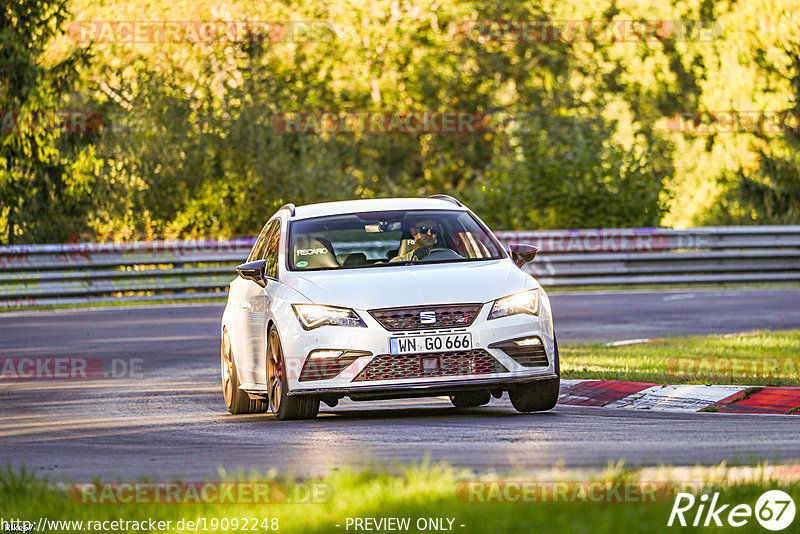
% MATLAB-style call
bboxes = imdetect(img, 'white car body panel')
[285,259,531,310]
[291,197,463,219]
[221,198,557,403]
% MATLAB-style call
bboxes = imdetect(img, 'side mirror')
[509,244,538,267]
[236,260,268,287]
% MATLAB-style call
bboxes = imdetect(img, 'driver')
[390,219,440,262]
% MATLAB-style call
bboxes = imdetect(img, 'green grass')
[562,330,800,386]
[2,462,799,534]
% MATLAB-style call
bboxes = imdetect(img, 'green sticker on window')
[296,261,309,268]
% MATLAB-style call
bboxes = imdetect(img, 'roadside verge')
[559,380,800,414]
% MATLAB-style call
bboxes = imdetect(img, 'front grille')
[489,336,549,367]
[368,303,483,331]
[353,349,508,381]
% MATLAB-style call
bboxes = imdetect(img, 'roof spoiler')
[279,203,296,217]
[427,194,463,207]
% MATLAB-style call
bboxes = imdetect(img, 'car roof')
[289,197,466,220]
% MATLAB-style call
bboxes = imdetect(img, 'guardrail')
[494,226,800,287]
[1,226,798,307]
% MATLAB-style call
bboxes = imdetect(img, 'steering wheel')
[412,247,463,261]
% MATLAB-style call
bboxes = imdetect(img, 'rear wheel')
[267,326,319,420]
[221,329,267,414]
[450,391,491,408]
[509,336,561,413]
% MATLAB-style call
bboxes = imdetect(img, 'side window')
[248,222,272,263]
[263,220,281,279]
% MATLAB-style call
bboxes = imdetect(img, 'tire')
[221,329,268,414]
[267,326,319,421]
[509,336,561,413]
[450,391,491,408]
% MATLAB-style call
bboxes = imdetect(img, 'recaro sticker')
[297,248,329,256]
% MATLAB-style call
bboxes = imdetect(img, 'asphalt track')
[1,288,799,481]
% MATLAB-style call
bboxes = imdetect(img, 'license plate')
[389,333,472,355]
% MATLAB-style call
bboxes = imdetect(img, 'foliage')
[562,329,800,386]
[707,45,800,224]
[2,0,799,243]
[0,0,95,244]
[2,461,800,534]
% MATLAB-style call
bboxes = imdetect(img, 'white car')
[221,195,559,420]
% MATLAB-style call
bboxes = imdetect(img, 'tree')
[0,0,95,244]
[709,47,800,224]
[466,101,669,229]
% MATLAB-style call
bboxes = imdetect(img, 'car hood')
[285,259,535,309]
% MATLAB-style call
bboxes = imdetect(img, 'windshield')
[288,210,505,271]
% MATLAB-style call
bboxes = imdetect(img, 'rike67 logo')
[668,490,796,531]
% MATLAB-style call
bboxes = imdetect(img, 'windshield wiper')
[354,258,496,269]
[358,260,417,268]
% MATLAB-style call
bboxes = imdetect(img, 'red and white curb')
[558,380,800,414]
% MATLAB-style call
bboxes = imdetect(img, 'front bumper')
[280,295,556,397]
[288,373,559,401]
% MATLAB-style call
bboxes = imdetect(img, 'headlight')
[292,304,367,329]
[487,289,539,320]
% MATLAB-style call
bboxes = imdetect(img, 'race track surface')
[1,288,799,480]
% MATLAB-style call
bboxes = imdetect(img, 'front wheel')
[267,327,319,421]
[221,329,267,414]
[508,336,561,413]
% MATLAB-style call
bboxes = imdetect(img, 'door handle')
[240,302,252,310]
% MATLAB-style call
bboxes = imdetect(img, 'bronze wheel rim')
[221,330,234,408]
[267,330,284,414]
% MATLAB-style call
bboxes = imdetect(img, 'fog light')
[309,350,345,359]
[515,338,542,346]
